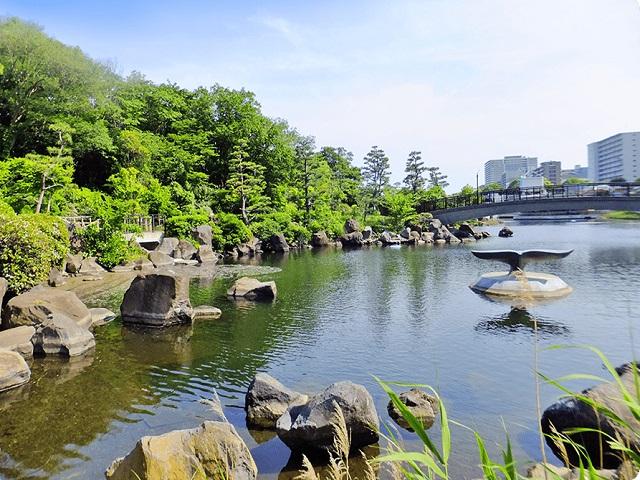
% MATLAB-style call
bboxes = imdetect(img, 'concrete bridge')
[419,183,640,224]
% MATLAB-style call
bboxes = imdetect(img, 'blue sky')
[2,0,639,189]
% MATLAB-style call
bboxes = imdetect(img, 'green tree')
[362,146,390,213]
[35,121,75,213]
[563,177,589,185]
[403,151,426,195]
[427,166,449,189]
[482,182,503,191]
[226,140,269,224]
[459,184,475,196]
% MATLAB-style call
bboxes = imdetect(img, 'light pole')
[476,170,480,204]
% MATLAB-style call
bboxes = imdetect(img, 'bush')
[0,214,69,294]
[0,199,15,216]
[164,213,210,239]
[79,221,142,269]
[213,212,251,250]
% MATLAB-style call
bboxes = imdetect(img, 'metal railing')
[62,215,165,232]
[418,182,640,213]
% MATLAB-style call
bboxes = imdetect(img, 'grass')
[602,211,640,221]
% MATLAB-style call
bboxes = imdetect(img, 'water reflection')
[476,307,570,338]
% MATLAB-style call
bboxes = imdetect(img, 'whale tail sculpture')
[471,249,573,273]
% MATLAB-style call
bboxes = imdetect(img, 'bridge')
[419,182,640,224]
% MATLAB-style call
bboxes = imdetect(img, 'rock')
[0,326,35,357]
[400,227,411,239]
[387,388,438,431]
[196,244,218,263]
[65,253,83,274]
[362,226,373,240]
[311,231,330,248]
[0,277,7,308]
[410,231,421,240]
[110,262,136,273]
[148,250,174,268]
[263,233,290,253]
[434,239,446,245]
[526,463,572,479]
[155,237,179,255]
[32,313,96,357]
[421,232,434,243]
[79,257,106,275]
[459,223,478,237]
[173,258,199,266]
[276,380,379,454]
[89,307,116,327]
[133,257,155,271]
[47,268,66,287]
[2,288,92,330]
[193,305,222,320]
[191,224,213,248]
[340,231,364,248]
[499,226,514,238]
[121,273,194,327]
[541,362,640,469]
[105,421,257,480]
[0,350,30,392]
[245,373,308,428]
[380,231,400,245]
[173,240,197,260]
[481,231,491,239]
[236,243,251,256]
[227,277,276,300]
[344,219,360,234]
[428,219,459,243]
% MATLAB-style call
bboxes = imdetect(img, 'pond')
[1,221,639,479]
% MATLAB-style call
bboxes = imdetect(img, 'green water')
[1,222,640,479]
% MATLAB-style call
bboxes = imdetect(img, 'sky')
[2,0,639,190]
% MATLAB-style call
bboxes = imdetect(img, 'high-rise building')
[588,132,639,182]
[561,164,589,183]
[527,161,562,185]
[484,155,538,187]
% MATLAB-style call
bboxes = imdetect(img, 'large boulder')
[193,305,222,320]
[340,231,364,248]
[32,313,96,357]
[105,421,257,480]
[196,244,218,263]
[245,373,308,428]
[362,226,373,241]
[79,257,107,275]
[263,233,289,253]
[148,251,174,268]
[428,219,460,244]
[191,224,213,248]
[173,240,197,260]
[541,363,640,469]
[400,227,411,239]
[227,277,276,300]
[458,223,478,237]
[276,381,379,454]
[2,288,92,330]
[499,226,514,238]
[0,277,7,308]
[344,219,360,234]
[0,326,35,357]
[155,237,180,256]
[0,350,30,392]
[121,273,194,327]
[65,253,83,275]
[387,389,439,431]
[311,231,330,248]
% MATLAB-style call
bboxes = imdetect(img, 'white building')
[484,155,538,187]
[588,132,639,182]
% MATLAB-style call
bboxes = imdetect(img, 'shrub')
[164,213,210,239]
[213,212,251,250]
[0,199,15,216]
[79,221,142,269]
[0,214,69,294]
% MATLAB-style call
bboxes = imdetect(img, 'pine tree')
[226,140,269,224]
[403,151,426,194]
[427,166,449,189]
[362,146,390,209]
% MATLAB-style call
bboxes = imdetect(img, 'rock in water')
[362,226,373,240]
[0,350,30,392]
[173,240,197,260]
[105,421,257,480]
[2,288,92,330]
[196,244,218,263]
[340,231,364,248]
[541,363,640,468]
[121,273,194,327]
[89,308,117,327]
[344,219,360,234]
[148,251,174,268]
[276,381,379,454]
[245,373,308,428]
[192,224,213,247]
[400,227,411,239]
[32,313,95,357]
[193,305,222,320]
[387,389,439,431]
[0,326,35,357]
[263,233,289,252]
[499,226,513,238]
[227,277,277,300]
[311,231,330,247]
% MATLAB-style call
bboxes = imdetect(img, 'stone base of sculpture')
[469,270,572,299]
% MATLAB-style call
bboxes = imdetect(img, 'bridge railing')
[418,182,640,213]
[62,215,165,232]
